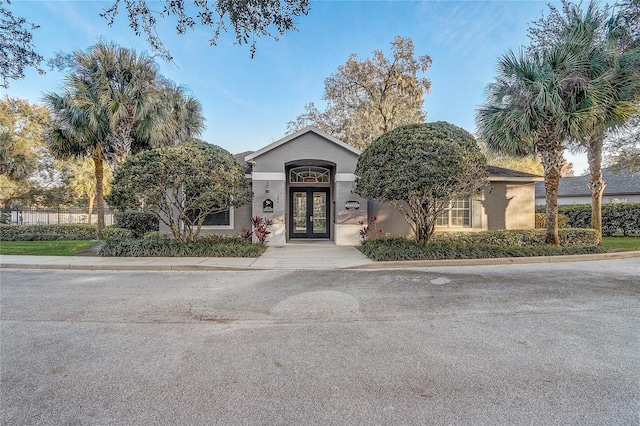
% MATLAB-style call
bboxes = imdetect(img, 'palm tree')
[45,90,111,234]
[69,158,112,224]
[528,0,640,242]
[567,4,639,241]
[44,42,204,236]
[70,43,163,166]
[582,56,639,241]
[476,34,600,245]
[154,84,205,146]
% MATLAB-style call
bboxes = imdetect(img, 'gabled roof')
[245,126,361,162]
[535,168,640,198]
[233,151,254,174]
[240,130,543,183]
[488,165,544,182]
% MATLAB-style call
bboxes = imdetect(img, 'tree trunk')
[108,117,134,166]
[93,153,105,239]
[405,196,435,243]
[415,214,430,243]
[540,147,563,246]
[587,134,605,244]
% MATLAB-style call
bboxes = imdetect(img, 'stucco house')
[176,127,543,245]
[535,168,640,205]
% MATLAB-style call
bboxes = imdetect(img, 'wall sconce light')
[265,182,270,193]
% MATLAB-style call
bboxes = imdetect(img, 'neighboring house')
[535,168,640,205]
[168,127,543,245]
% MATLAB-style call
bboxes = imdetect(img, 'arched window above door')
[289,166,331,183]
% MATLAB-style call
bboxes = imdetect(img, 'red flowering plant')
[241,216,274,244]
[358,215,384,242]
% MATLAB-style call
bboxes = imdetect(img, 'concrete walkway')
[1,244,639,271]
[0,244,373,271]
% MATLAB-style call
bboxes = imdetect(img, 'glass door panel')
[292,191,307,234]
[312,192,327,234]
[289,188,330,239]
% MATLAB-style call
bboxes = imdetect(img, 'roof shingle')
[535,168,640,198]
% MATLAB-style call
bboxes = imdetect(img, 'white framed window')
[436,198,471,227]
[194,207,235,230]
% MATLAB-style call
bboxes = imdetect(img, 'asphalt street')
[1,259,639,425]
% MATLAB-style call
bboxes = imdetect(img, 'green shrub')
[102,226,133,240]
[537,203,640,236]
[359,237,605,262]
[535,213,567,229]
[602,203,640,236]
[114,211,159,238]
[556,204,592,229]
[99,234,266,257]
[429,229,599,247]
[558,228,601,246]
[0,224,97,241]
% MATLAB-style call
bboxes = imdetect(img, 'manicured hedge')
[430,229,600,247]
[537,203,640,235]
[114,211,159,238]
[99,234,266,257]
[359,236,605,262]
[0,224,98,241]
[535,213,568,229]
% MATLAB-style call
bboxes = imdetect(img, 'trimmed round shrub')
[114,211,159,238]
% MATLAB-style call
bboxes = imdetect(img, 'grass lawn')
[0,240,100,256]
[601,236,640,251]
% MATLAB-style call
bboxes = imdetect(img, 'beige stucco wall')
[160,178,538,241]
[368,200,411,238]
[484,182,536,230]
[161,129,540,243]
[369,196,487,239]
[248,130,364,245]
[334,179,368,245]
[368,182,537,238]
[251,179,286,245]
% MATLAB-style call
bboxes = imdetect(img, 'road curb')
[2,250,639,271]
[347,250,640,269]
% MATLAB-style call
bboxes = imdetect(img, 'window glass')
[188,209,231,226]
[436,198,471,228]
[289,166,330,183]
[203,210,230,226]
[436,207,449,226]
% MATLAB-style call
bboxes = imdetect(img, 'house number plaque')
[345,201,360,211]
[263,198,274,213]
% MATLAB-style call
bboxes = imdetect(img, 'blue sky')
[4,0,591,173]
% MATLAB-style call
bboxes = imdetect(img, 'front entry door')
[289,188,330,239]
